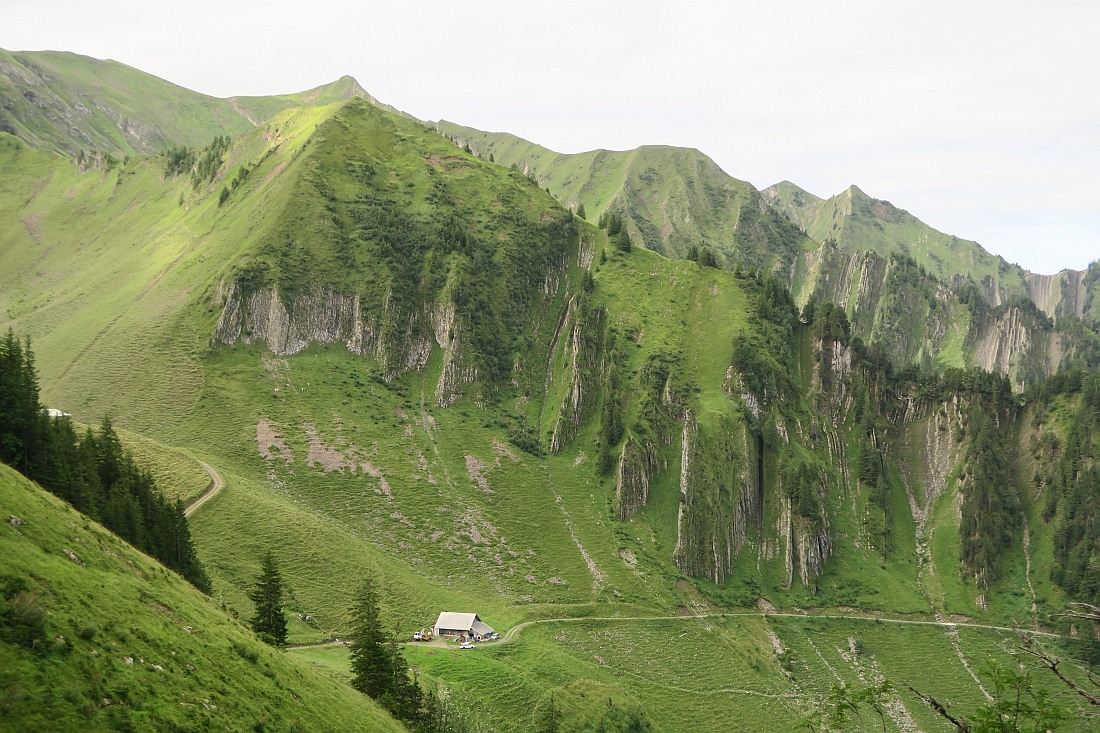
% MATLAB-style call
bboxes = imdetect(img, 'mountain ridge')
[2,52,1100,732]
[0,48,375,156]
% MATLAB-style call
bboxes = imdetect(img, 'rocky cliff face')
[673,411,757,583]
[615,436,659,521]
[212,279,485,401]
[549,298,604,454]
[795,245,1083,388]
[1025,269,1090,320]
[214,282,375,356]
[968,303,1063,389]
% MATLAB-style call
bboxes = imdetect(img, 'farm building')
[431,612,494,640]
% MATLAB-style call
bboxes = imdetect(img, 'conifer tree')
[349,576,393,699]
[536,693,561,733]
[249,552,288,646]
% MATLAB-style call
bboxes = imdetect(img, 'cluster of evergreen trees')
[1044,371,1100,605]
[247,553,484,732]
[347,577,498,731]
[597,211,632,252]
[163,135,232,194]
[0,331,209,592]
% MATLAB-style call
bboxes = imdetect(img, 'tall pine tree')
[349,577,393,699]
[249,552,288,647]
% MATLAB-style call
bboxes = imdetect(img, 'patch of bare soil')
[491,439,518,464]
[425,153,463,171]
[21,213,43,244]
[304,423,355,471]
[257,419,293,462]
[465,455,493,493]
[300,425,392,498]
[261,160,287,186]
[360,461,393,498]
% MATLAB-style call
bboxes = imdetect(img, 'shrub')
[0,581,49,651]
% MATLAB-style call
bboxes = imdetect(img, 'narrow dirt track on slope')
[488,612,1059,647]
[288,610,1058,655]
[184,461,225,517]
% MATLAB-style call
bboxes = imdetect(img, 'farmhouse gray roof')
[433,612,493,634]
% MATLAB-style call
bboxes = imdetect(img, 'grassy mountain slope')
[763,180,1031,302]
[433,124,1099,391]
[0,101,1061,620]
[0,48,368,157]
[434,120,810,272]
[766,180,1100,328]
[3,79,1099,731]
[0,463,405,732]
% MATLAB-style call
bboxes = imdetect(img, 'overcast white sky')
[6,0,1098,274]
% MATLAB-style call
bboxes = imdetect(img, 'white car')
[459,643,475,649]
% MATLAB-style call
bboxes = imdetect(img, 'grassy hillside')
[0,48,369,156]
[0,463,405,732]
[3,82,1099,731]
[297,613,1095,733]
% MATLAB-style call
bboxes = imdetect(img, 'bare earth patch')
[360,461,393,499]
[491,439,518,464]
[257,420,293,462]
[426,153,464,171]
[261,160,287,187]
[21,213,43,244]
[297,423,395,498]
[465,455,493,493]
[416,451,437,484]
[304,423,353,471]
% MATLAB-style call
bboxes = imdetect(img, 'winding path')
[491,611,1059,645]
[288,609,1057,654]
[184,461,225,517]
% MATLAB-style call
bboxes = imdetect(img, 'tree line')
[0,330,209,592]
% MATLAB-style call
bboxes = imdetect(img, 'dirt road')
[184,461,225,517]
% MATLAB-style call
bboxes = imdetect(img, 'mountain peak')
[763,180,821,202]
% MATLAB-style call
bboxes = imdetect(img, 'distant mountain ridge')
[3,45,1093,321]
[434,120,810,273]
[0,48,373,156]
[437,120,1099,387]
[762,180,1099,323]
